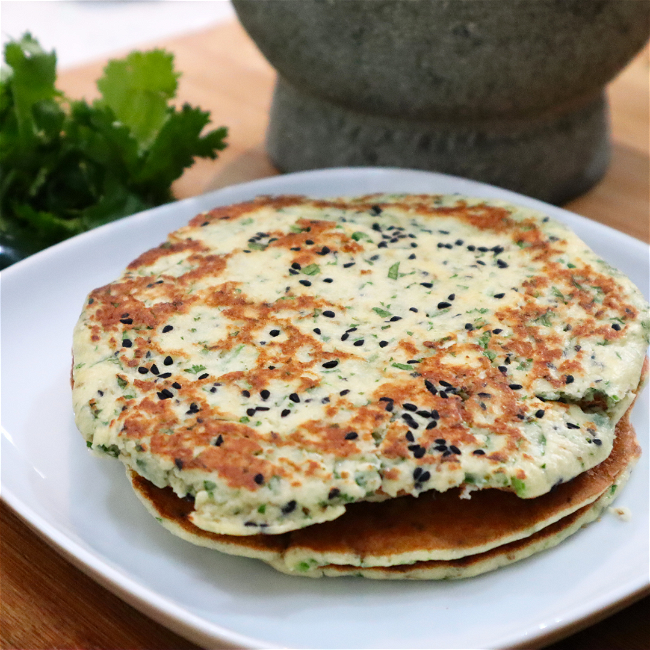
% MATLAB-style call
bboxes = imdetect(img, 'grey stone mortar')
[233,0,650,203]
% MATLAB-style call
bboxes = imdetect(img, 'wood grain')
[1,19,648,650]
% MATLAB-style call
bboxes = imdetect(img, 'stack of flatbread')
[72,194,648,579]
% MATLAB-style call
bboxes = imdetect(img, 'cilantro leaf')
[388,262,400,280]
[0,34,228,269]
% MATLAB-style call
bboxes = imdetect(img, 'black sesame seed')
[372,223,382,232]
[270,329,280,337]
[345,432,358,440]
[198,373,209,380]
[593,438,602,446]
[164,356,173,366]
[413,446,426,459]
[472,449,485,455]
[370,205,383,215]
[341,333,349,341]
[379,341,389,348]
[322,360,339,369]
[408,254,416,260]
[437,302,451,309]
[410,242,418,248]
[299,280,312,287]
[498,366,507,374]
[175,458,184,469]
[378,241,388,248]
[444,244,453,249]
[214,434,223,446]
[120,318,133,325]
[290,247,301,251]
[319,246,331,255]
[439,390,448,399]
[455,239,464,246]
[509,384,523,390]
[405,431,415,442]
[403,403,417,412]
[413,467,423,480]
[467,245,476,251]
[305,240,314,245]
[323,278,334,283]
[242,390,250,398]
[343,262,355,268]
[478,246,489,252]
[291,262,301,270]
[402,414,419,429]
[172,382,182,389]
[261,389,270,400]
[158,372,171,379]
[416,410,430,418]
[384,401,394,412]
[282,500,297,514]
[434,445,447,452]
[122,339,132,348]
[447,294,455,301]
[437,242,445,248]
[313,328,322,335]
[426,420,438,429]
[328,488,340,499]
[419,470,431,483]
[567,423,580,429]
[465,323,474,331]
[439,380,452,387]
[430,410,440,420]
[289,269,299,275]
[150,364,160,375]
[449,445,461,455]
[323,311,335,318]
[289,393,300,403]
[424,379,437,395]
[322,397,330,403]
[497,259,509,269]
[565,375,575,384]
[612,323,622,331]
[157,389,173,400]
[354,339,365,346]
[254,473,264,485]
[162,325,173,333]
[477,260,486,266]
[410,307,419,313]
[390,316,402,322]
[420,282,433,288]
[535,409,545,418]
[247,408,256,416]
[494,293,505,299]
[138,367,149,375]
[281,409,291,417]
[492,329,503,334]
[340,389,350,396]
[379,396,393,402]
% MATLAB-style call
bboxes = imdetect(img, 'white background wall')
[1,0,236,69]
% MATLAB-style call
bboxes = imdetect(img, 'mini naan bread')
[128,409,640,578]
[72,194,649,537]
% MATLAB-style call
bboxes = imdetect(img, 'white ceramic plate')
[2,168,648,650]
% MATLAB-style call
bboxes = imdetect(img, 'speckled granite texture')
[234,0,650,203]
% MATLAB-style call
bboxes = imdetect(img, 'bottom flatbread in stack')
[129,408,641,579]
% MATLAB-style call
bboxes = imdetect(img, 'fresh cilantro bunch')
[0,33,227,267]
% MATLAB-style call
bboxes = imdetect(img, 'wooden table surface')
[1,20,648,650]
